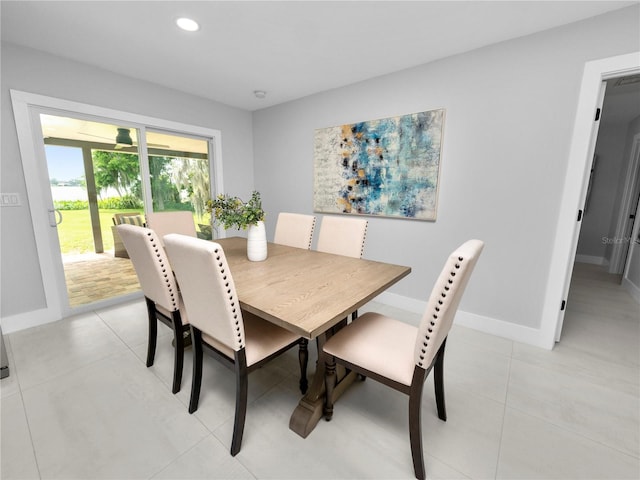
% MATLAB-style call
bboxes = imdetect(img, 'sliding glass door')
[37,113,214,309]
[11,90,223,323]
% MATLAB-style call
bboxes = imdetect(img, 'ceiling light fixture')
[254,90,267,99]
[176,17,199,32]
[115,128,133,146]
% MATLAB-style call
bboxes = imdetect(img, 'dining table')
[215,236,411,438]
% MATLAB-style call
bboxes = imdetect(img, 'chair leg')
[231,350,249,456]
[298,339,308,394]
[171,312,184,394]
[145,298,157,368]
[434,339,447,421]
[408,382,426,480]
[324,356,337,420]
[188,327,203,414]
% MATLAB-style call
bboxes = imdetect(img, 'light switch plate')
[0,193,21,207]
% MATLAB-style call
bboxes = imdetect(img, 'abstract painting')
[313,109,445,221]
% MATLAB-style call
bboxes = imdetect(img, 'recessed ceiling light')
[254,90,267,99]
[176,17,199,32]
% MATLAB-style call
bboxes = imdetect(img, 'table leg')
[289,332,357,438]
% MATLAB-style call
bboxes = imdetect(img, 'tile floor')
[1,263,638,479]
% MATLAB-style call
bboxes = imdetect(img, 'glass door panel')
[146,130,212,239]
[41,114,143,307]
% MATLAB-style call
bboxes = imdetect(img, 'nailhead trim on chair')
[360,222,368,258]
[146,231,178,312]
[214,247,244,348]
[308,218,316,250]
[417,255,464,368]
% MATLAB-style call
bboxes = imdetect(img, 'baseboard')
[622,278,640,304]
[375,291,426,318]
[375,291,550,349]
[574,254,609,266]
[453,310,548,348]
[0,308,59,334]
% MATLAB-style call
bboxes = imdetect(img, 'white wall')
[1,43,255,319]
[253,6,640,341]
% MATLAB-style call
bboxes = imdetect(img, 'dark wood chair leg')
[171,312,184,394]
[145,298,157,368]
[298,339,308,394]
[434,339,447,421]
[324,356,337,420]
[188,327,203,414]
[408,376,426,480]
[231,350,249,456]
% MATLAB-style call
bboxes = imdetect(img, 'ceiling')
[2,1,637,112]
[40,114,210,155]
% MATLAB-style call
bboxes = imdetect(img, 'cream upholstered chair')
[145,211,197,245]
[273,212,316,249]
[317,215,368,321]
[111,213,145,258]
[163,233,308,456]
[316,215,368,258]
[116,224,190,394]
[323,239,484,480]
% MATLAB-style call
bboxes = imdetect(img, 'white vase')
[247,221,268,261]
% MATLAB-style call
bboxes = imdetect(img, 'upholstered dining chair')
[163,233,308,456]
[317,215,368,322]
[322,239,484,480]
[111,213,145,258]
[273,212,316,249]
[116,224,190,394]
[145,211,197,245]
[316,215,368,258]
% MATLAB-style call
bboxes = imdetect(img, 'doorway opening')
[564,74,640,345]
[574,76,640,275]
[543,52,640,348]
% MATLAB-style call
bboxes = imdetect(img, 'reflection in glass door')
[41,114,143,307]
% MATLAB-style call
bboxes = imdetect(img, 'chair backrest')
[113,213,145,226]
[164,234,245,352]
[145,211,197,245]
[316,216,368,258]
[273,212,316,249]
[414,239,484,369]
[116,224,180,312]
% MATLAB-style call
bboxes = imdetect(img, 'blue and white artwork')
[313,109,445,221]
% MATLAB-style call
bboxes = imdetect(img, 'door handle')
[48,209,63,226]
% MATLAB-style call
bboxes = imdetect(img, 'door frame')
[540,52,640,348]
[11,89,224,323]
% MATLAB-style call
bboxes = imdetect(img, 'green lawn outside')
[57,209,141,254]
[57,209,211,254]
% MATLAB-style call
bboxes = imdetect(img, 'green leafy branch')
[206,191,264,230]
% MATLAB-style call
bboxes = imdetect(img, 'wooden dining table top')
[215,237,411,339]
